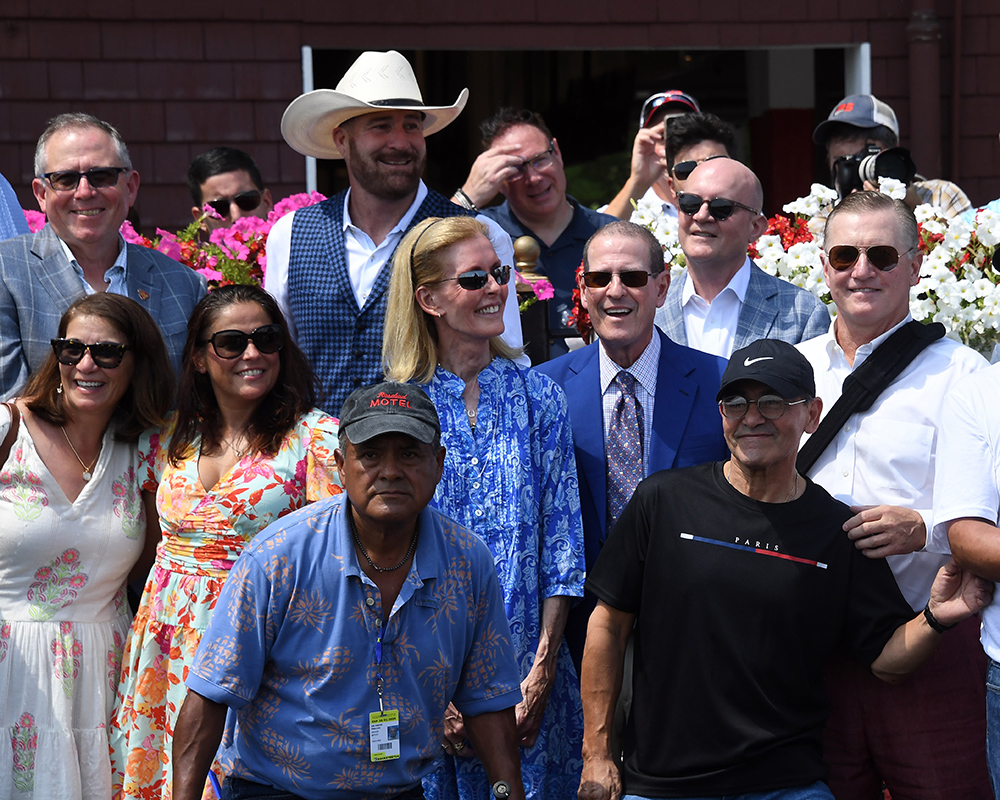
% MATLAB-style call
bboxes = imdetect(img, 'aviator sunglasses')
[200,324,285,359]
[826,244,914,272]
[434,264,511,291]
[582,270,654,289]
[205,190,263,219]
[51,338,132,368]
[677,192,760,221]
[41,167,127,192]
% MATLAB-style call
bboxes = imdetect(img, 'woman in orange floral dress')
[109,285,341,799]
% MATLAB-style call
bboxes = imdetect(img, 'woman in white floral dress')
[0,294,173,799]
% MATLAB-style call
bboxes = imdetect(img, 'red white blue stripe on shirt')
[680,532,828,569]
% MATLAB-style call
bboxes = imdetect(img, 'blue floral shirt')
[421,358,586,800]
[187,493,521,800]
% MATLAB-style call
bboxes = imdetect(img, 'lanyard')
[375,617,388,712]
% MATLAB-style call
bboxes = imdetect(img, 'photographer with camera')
[814,93,972,218]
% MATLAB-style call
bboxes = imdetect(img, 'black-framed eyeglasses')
[677,192,760,221]
[205,190,263,219]
[200,324,285,359]
[671,154,727,181]
[582,270,655,289]
[40,167,128,192]
[433,264,511,291]
[508,141,556,181]
[826,244,914,272]
[51,338,131,368]
[719,395,809,420]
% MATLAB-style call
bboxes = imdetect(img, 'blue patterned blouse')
[421,357,586,800]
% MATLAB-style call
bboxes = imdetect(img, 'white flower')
[943,216,974,253]
[878,177,907,199]
[975,208,1000,248]
[914,204,944,224]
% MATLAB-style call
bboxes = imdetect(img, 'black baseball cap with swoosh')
[717,339,816,401]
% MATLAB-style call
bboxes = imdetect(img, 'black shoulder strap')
[0,402,21,469]
[796,320,946,474]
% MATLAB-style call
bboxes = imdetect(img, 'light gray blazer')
[654,262,831,351]
[0,225,206,399]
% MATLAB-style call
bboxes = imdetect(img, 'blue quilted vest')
[287,188,474,414]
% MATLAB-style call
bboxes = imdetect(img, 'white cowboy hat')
[281,50,469,160]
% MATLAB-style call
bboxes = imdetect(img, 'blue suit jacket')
[654,262,831,350]
[537,329,728,667]
[0,225,206,399]
[536,328,728,570]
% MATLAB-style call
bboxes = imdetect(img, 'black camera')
[832,145,917,200]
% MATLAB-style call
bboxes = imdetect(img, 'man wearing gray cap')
[266,50,523,414]
[578,339,992,800]
[172,382,526,800]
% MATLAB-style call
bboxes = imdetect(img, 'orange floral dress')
[108,409,341,799]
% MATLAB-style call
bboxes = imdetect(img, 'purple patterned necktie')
[606,370,644,531]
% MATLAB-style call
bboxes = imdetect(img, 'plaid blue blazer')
[287,189,474,415]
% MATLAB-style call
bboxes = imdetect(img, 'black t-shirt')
[587,462,913,798]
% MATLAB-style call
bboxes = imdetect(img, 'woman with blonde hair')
[384,216,585,800]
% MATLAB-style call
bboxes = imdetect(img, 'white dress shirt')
[264,180,524,356]
[598,332,660,478]
[681,257,751,358]
[798,316,988,609]
[931,365,1000,660]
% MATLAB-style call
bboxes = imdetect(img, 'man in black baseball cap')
[578,338,992,800]
[173,380,527,800]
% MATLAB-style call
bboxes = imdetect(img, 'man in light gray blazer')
[654,158,829,357]
[0,113,206,399]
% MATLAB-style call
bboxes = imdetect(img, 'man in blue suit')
[0,113,206,399]
[654,158,830,358]
[537,220,728,667]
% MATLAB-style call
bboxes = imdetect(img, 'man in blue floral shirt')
[172,382,525,800]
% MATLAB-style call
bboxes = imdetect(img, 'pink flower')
[154,229,183,261]
[197,266,224,283]
[531,278,555,301]
[62,549,79,564]
[119,220,146,245]
[267,191,326,224]
[23,210,46,232]
[34,567,51,580]
[202,203,224,220]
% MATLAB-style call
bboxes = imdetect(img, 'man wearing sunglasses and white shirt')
[453,107,615,358]
[187,146,273,231]
[654,157,829,359]
[0,112,206,399]
[796,190,992,799]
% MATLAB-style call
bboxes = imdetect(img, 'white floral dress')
[0,406,143,799]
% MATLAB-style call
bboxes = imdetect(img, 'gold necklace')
[61,426,99,481]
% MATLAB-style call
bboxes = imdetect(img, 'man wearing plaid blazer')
[0,113,206,399]
[266,51,523,414]
[654,158,829,358]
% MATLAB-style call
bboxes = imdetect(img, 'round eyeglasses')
[719,395,809,420]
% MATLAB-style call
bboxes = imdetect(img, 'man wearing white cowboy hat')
[265,50,524,414]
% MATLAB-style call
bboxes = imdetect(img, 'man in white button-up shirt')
[797,190,990,800]
[654,158,829,358]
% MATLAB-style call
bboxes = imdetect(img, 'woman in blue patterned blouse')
[384,216,586,800]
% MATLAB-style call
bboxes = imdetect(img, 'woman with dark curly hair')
[0,293,172,798]
[109,285,342,798]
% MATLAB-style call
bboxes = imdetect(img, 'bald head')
[678,158,768,290]
[687,158,763,211]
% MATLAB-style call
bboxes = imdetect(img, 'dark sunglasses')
[671,154,727,181]
[677,192,760,221]
[51,338,131,368]
[435,264,511,291]
[41,167,127,192]
[582,270,654,289]
[200,324,285,359]
[205,190,263,219]
[719,395,809,420]
[826,244,914,272]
